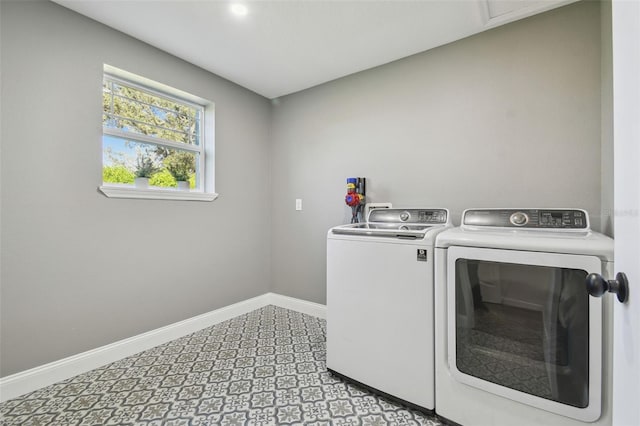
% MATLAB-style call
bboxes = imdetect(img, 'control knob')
[510,212,529,226]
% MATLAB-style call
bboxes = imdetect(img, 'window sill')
[99,185,219,202]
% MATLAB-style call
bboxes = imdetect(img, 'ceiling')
[53,0,578,99]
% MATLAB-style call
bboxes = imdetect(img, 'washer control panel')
[463,209,588,229]
[369,208,448,225]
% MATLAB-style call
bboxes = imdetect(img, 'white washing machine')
[434,208,614,426]
[327,208,451,411]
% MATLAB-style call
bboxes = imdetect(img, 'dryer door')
[446,246,603,422]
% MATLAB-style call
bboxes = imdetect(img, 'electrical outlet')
[295,199,302,211]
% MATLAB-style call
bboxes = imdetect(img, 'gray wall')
[0,1,272,376]
[270,1,604,304]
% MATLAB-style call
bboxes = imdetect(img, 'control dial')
[510,211,529,226]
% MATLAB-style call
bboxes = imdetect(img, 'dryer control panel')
[463,209,589,230]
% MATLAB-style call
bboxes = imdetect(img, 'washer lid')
[330,208,451,240]
[331,222,435,239]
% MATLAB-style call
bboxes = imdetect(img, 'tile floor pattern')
[0,306,442,426]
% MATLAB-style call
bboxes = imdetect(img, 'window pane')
[103,136,200,190]
[455,259,589,408]
[102,80,201,146]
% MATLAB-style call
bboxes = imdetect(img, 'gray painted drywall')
[270,1,604,304]
[0,1,272,376]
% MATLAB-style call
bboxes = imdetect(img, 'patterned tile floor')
[0,306,441,425]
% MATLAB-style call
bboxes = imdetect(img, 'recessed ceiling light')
[230,3,248,17]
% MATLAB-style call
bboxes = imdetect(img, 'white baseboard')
[266,292,327,319]
[0,292,326,402]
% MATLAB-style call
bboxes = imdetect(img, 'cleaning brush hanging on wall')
[345,177,366,223]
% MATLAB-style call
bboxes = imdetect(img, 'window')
[99,66,216,201]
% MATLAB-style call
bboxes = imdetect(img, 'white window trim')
[99,185,218,202]
[99,64,217,202]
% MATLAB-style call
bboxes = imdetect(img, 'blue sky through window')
[102,135,138,167]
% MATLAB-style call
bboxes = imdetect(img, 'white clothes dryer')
[434,208,614,426]
[327,208,451,411]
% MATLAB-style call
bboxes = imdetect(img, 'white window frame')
[99,65,217,201]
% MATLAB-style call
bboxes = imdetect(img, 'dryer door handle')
[585,272,629,303]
